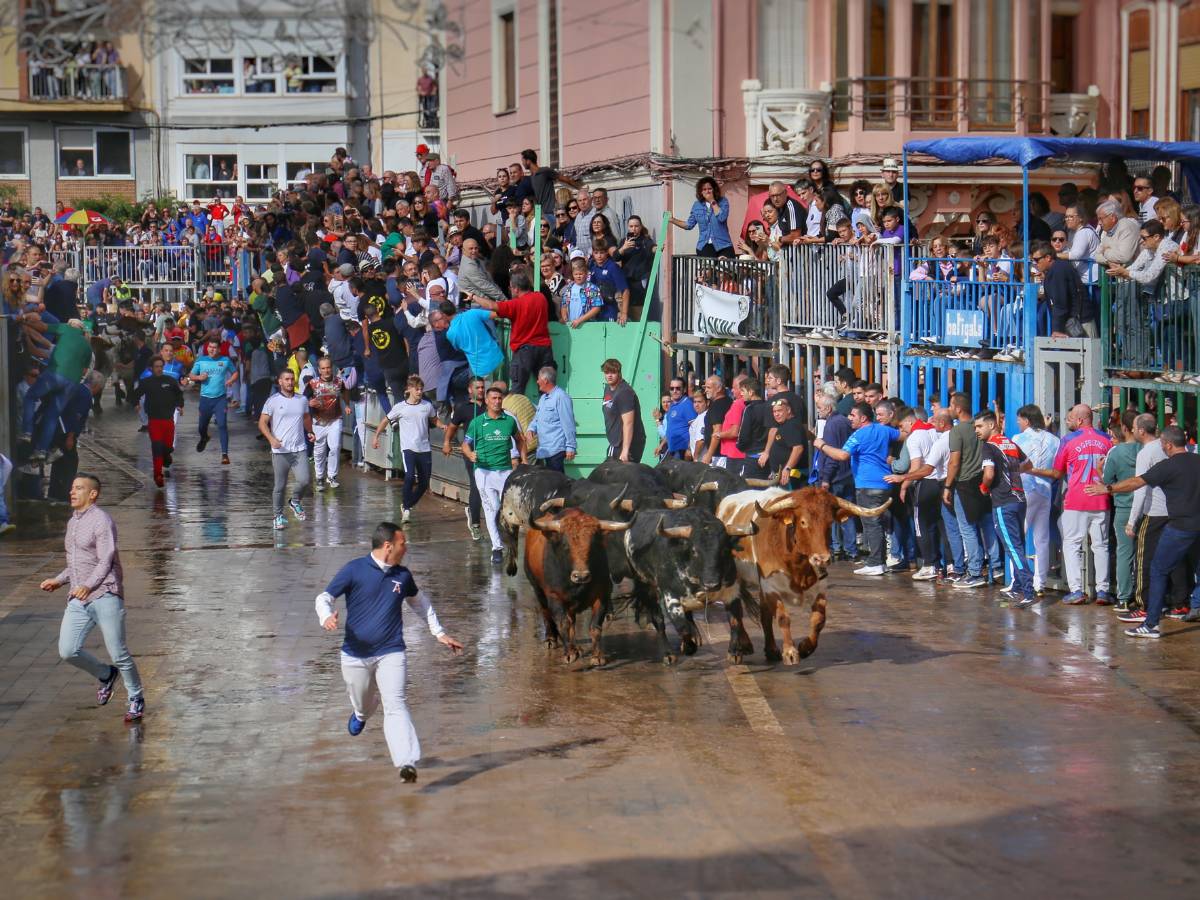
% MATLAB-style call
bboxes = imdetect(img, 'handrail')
[28,63,127,101]
[1103,264,1200,381]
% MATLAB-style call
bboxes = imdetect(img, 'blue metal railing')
[1103,265,1200,378]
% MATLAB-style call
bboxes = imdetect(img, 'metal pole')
[629,211,673,380]
[533,203,542,292]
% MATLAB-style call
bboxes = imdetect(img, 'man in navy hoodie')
[316,523,464,783]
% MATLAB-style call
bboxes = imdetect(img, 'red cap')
[416,144,430,155]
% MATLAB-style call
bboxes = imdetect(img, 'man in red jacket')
[467,266,555,395]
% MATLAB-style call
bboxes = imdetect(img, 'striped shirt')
[54,504,123,602]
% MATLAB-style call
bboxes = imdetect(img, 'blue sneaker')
[347,713,365,736]
[1094,590,1116,606]
[272,514,288,530]
[124,696,145,723]
[1062,591,1090,605]
[97,665,119,705]
[288,498,307,521]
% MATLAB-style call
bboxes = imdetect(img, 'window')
[494,8,517,113]
[1049,15,1076,94]
[244,163,279,200]
[1126,8,1151,138]
[284,55,339,93]
[757,0,807,91]
[832,0,849,127]
[968,0,1015,128]
[242,57,279,94]
[863,0,891,127]
[0,129,26,176]
[183,57,235,94]
[287,160,326,186]
[911,0,955,128]
[58,128,131,177]
[1178,3,1200,139]
[185,153,238,199]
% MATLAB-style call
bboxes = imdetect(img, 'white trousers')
[474,466,512,551]
[1060,508,1110,593]
[341,650,420,768]
[313,420,342,481]
[1025,489,1053,591]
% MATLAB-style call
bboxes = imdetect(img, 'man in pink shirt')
[1031,404,1114,604]
[704,372,746,468]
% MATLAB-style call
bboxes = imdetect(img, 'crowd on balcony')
[29,41,123,100]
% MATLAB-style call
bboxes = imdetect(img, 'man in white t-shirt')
[886,409,954,581]
[688,390,708,461]
[259,369,314,530]
[374,375,439,524]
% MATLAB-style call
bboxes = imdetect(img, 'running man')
[442,376,487,541]
[190,336,238,465]
[306,357,350,490]
[259,369,314,530]
[373,375,438,524]
[133,356,185,487]
[462,385,526,564]
[40,474,145,723]
[316,523,464,783]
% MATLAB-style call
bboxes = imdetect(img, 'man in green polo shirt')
[462,386,526,564]
[20,316,94,461]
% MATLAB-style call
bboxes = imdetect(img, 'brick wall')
[55,179,136,205]
[0,180,32,206]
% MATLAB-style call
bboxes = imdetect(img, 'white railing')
[778,243,899,338]
[28,63,127,101]
[83,245,203,288]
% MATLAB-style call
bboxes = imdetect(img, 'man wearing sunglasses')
[1031,240,1095,338]
[1132,177,1159,222]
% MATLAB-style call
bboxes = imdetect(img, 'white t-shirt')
[262,392,309,453]
[922,431,951,481]
[806,203,823,237]
[904,428,940,480]
[688,414,706,457]
[386,399,437,453]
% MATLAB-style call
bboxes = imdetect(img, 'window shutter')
[1128,48,1151,110]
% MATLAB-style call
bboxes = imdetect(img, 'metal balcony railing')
[670,255,777,344]
[832,77,1049,132]
[1102,266,1200,382]
[778,243,898,339]
[28,64,127,101]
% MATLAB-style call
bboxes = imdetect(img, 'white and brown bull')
[716,487,890,665]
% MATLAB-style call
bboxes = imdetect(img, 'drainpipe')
[711,0,723,157]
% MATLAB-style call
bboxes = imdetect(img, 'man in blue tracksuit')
[976,410,1035,608]
[315,523,464,783]
[189,337,238,464]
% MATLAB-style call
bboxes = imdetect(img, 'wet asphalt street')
[2,405,1200,899]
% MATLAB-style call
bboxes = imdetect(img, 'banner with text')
[944,309,985,347]
[693,284,750,338]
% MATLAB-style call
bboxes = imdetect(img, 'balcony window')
[287,161,326,187]
[185,153,238,199]
[58,128,131,177]
[183,58,235,94]
[0,129,26,176]
[968,0,1015,128]
[244,164,279,200]
[911,0,956,129]
[1126,8,1151,138]
[493,6,517,114]
[242,57,280,94]
[284,55,339,93]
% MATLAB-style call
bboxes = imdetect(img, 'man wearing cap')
[424,152,459,204]
[881,159,903,203]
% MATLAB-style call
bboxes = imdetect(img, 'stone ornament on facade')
[741,80,833,158]
[1049,86,1101,138]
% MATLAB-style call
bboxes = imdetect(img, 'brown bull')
[716,487,890,664]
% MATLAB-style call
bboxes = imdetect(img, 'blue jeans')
[402,449,432,511]
[58,593,143,699]
[856,487,892,567]
[198,394,229,454]
[829,479,857,555]
[993,502,1033,598]
[953,490,1001,578]
[22,369,76,453]
[1145,525,1200,628]
[940,499,965,572]
[538,451,567,472]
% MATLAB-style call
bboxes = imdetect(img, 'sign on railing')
[693,284,750,338]
[778,243,897,338]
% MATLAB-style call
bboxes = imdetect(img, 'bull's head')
[755,489,890,568]
[533,511,632,584]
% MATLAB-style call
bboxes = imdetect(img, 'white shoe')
[885,555,902,568]
[911,565,938,581]
[401,507,411,524]
[853,564,886,576]
[326,478,339,489]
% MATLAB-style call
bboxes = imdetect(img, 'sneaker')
[399,764,418,783]
[885,555,903,568]
[1183,609,1200,623]
[401,507,411,524]
[1165,606,1190,620]
[197,433,209,453]
[954,575,987,589]
[154,472,165,488]
[97,666,119,705]
[1062,591,1091,605]
[853,564,886,576]
[1113,601,1131,614]
[124,696,145,722]
[45,447,63,464]
[1125,624,1161,639]
[288,498,307,521]
[27,449,46,463]
[1094,591,1116,606]
[221,454,230,465]
[1015,595,1039,609]
[0,523,14,537]
[347,713,366,736]
[491,549,504,565]
[326,477,339,489]
[911,565,938,581]
[272,514,288,530]
[1116,608,1147,623]
[997,587,1019,602]
[16,431,31,443]
[466,508,481,540]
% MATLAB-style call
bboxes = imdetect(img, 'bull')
[716,487,890,665]
[498,465,572,576]
[655,456,773,513]
[586,458,670,494]
[523,507,631,666]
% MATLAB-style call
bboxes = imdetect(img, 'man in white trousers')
[1013,404,1060,596]
[316,523,463,783]
[306,357,349,490]
[461,385,527,565]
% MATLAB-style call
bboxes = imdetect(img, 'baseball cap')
[447,225,461,236]
[416,144,430,156]
[881,158,901,172]
[358,257,379,272]
[337,263,355,277]
[569,248,587,261]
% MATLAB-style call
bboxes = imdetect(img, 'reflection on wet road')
[1,407,1199,898]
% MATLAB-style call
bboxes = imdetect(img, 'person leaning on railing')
[1031,240,1095,338]
[1093,199,1140,268]
[1105,220,1178,289]
[1163,204,1200,265]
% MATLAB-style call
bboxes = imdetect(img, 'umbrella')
[738,186,804,239]
[55,209,112,226]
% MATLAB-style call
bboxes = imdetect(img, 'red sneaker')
[153,472,164,488]
[1116,608,1147,623]
[1165,606,1190,620]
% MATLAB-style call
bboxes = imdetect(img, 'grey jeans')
[272,450,312,516]
[58,593,143,698]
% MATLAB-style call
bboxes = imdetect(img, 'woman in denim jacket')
[670,177,733,258]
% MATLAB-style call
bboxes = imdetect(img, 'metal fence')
[779,243,897,337]
[29,64,126,101]
[84,246,203,287]
[1103,266,1200,378]
[670,255,777,343]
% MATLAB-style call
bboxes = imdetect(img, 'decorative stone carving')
[742,80,832,158]
[1049,86,1101,138]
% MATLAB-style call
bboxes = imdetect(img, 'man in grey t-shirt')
[259,369,314,530]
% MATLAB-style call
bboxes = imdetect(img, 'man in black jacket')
[133,357,184,487]
[1032,239,1094,337]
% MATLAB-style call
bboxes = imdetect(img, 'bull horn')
[598,519,633,532]
[725,522,758,536]
[655,520,694,540]
[531,515,564,532]
[764,494,799,513]
[619,499,635,512]
[673,492,688,501]
[834,496,892,518]
[539,497,566,512]
[609,483,629,510]
[695,481,719,493]
[662,497,689,509]
[743,477,774,488]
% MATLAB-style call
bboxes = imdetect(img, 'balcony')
[1102,268,1200,390]
[671,255,777,346]
[28,64,127,102]
[831,77,1050,134]
[741,80,832,158]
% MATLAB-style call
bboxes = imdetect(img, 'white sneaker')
[853,564,886,576]
[885,555,902,568]
[326,478,340,489]
[401,507,411,524]
[911,565,938,581]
